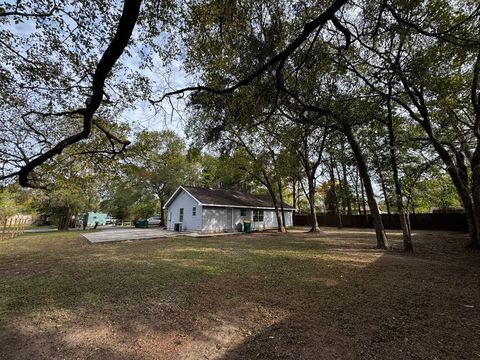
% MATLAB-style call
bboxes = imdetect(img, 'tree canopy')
[1,0,479,248]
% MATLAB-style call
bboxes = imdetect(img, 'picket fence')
[0,214,34,240]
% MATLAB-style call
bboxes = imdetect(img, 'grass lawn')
[0,228,479,359]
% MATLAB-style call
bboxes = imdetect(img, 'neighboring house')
[75,212,108,228]
[164,186,295,232]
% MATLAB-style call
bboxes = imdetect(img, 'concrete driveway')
[82,228,184,244]
[82,228,236,244]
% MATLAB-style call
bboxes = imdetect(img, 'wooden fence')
[0,215,35,240]
[294,213,468,232]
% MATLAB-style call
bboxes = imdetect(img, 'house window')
[240,209,246,217]
[192,207,196,216]
[253,209,264,222]
[179,208,184,222]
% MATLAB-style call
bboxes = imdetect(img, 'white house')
[164,186,294,232]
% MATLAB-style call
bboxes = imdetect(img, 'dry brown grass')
[0,228,479,359]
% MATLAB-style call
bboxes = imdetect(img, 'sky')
[108,26,193,139]
[121,58,190,138]
[4,0,192,139]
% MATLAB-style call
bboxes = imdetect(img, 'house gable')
[166,189,202,231]
[164,186,202,209]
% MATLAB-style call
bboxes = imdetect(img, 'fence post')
[1,216,6,240]
[13,217,17,238]
[7,218,12,239]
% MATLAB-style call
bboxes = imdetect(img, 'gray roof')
[166,186,294,210]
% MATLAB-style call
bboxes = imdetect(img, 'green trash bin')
[135,219,149,228]
[243,220,251,233]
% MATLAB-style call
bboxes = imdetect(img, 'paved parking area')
[82,228,185,244]
[82,228,236,244]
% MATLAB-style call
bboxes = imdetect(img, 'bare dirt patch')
[0,228,479,359]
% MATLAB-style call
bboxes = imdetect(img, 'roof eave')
[201,204,294,210]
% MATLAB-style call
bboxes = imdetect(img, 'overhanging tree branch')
[0,1,58,18]
[92,119,131,157]
[150,0,349,103]
[3,0,142,188]
[383,0,480,46]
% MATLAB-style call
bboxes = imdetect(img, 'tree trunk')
[467,44,480,249]
[469,146,480,249]
[272,201,283,232]
[341,142,353,215]
[418,118,479,247]
[263,173,282,232]
[277,177,286,230]
[266,190,282,232]
[378,169,391,215]
[341,165,352,215]
[439,152,478,248]
[335,161,345,214]
[307,176,321,232]
[360,177,368,223]
[160,199,165,226]
[344,126,389,249]
[58,207,71,231]
[330,160,343,229]
[386,92,412,250]
[386,95,413,252]
[268,192,283,232]
[353,171,362,215]
[292,179,297,217]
